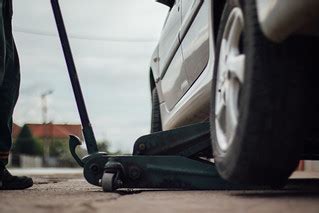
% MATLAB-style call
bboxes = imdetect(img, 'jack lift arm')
[50,0,242,192]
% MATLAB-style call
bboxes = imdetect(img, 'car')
[149,0,319,186]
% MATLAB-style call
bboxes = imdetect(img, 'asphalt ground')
[0,170,319,213]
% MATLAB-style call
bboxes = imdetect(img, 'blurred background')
[9,0,168,168]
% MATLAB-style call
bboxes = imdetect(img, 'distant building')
[27,123,83,141]
[13,123,83,141]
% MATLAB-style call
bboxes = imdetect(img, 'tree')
[97,141,110,154]
[14,125,43,156]
[97,140,122,155]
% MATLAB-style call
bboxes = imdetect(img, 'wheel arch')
[149,68,156,94]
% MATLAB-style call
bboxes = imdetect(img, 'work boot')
[0,168,33,190]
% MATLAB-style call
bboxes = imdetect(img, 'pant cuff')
[0,152,9,167]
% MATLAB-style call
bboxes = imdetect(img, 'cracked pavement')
[0,171,319,213]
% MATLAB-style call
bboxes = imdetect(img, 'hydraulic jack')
[50,0,242,192]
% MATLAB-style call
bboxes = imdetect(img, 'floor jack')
[50,0,241,192]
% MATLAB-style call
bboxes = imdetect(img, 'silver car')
[150,0,319,186]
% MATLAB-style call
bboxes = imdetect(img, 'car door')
[158,0,190,111]
[180,0,209,86]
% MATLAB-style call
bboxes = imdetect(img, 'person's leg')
[0,0,33,190]
[0,0,19,168]
[0,0,6,85]
[0,45,20,168]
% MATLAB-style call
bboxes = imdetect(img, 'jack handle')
[50,0,99,155]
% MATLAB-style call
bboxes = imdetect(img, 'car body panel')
[156,0,185,107]
[151,0,319,131]
[158,0,203,82]
[161,47,189,110]
[158,0,214,130]
[157,0,207,112]
[181,0,209,87]
[256,0,319,42]
[180,0,204,40]
[150,46,160,81]
[158,0,182,78]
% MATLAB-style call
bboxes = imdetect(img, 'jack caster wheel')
[102,173,116,192]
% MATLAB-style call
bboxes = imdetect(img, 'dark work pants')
[0,0,20,167]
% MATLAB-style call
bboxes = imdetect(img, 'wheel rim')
[215,7,245,152]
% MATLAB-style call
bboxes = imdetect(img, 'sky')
[12,0,168,153]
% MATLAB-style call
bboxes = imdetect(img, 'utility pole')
[41,90,54,166]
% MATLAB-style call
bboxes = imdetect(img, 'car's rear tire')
[151,88,162,133]
[211,0,315,186]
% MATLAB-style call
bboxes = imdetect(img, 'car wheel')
[210,0,311,186]
[151,88,162,133]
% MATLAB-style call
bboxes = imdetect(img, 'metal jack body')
[51,0,242,192]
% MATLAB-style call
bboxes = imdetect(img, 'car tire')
[151,88,162,133]
[210,0,313,186]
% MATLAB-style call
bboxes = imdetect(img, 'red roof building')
[13,123,83,140]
